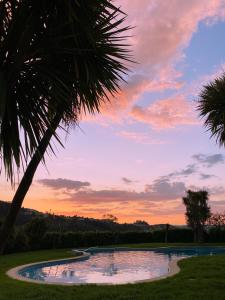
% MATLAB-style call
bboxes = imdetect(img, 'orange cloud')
[96,74,183,121]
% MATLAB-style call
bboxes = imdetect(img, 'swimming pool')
[12,247,225,285]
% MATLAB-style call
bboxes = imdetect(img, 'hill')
[0,201,150,232]
[0,200,41,225]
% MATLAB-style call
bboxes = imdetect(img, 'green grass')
[1,244,225,300]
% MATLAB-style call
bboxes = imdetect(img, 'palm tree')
[0,0,131,253]
[183,190,211,242]
[198,74,225,145]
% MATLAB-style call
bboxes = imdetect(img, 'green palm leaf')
[198,74,225,146]
[0,0,131,183]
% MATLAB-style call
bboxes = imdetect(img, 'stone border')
[6,249,185,286]
[133,257,183,284]
[7,251,90,285]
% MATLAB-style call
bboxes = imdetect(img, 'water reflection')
[20,251,173,284]
[19,247,225,284]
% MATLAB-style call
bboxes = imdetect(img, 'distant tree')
[183,190,211,242]
[134,220,150,226]
[102,214,118,223]
[207,213,225,243]
[134,220,149,225]
[207,213,225,229]
[133,220,150,231]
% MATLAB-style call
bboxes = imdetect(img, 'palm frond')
[198,74,225,146]
[0,0,132,183]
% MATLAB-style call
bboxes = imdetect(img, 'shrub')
[14,229,29,252]
[41,232,62,249]
[25,217,48,249]
[205,228,225,242]
[4,226,225,254]
[168,229,193,242]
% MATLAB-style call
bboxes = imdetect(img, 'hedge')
[6,228,225,254]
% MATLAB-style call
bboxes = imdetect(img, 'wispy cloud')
[36,172,225,222]
[60,177,186,205]
[38,178,90,191]
[200,173,216,180]
[192,153,225,167]
[117,130,165,144]
[122,177,134,185]
[169,164,197,178]
[159,153,224,182]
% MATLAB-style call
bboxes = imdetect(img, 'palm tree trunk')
[198,226,204,243]
[0,114,61,254]
[164,223,169,243]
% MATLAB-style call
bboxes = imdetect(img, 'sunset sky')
[2,0,225,225]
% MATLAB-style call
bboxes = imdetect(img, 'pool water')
[18,247,225,284]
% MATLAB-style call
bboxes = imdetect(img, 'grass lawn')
[1,243,225,300]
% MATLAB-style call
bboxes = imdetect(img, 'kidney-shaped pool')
[14,247,225,285]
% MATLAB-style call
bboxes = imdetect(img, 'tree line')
[1,189,225,254]
[2,214,225,254]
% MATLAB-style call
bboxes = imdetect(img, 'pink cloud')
[119,0,225,68]
[91,0,225,121]
[99,74,183,119]
[130,95,199,129]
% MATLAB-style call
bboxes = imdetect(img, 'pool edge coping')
[6,248,184,286]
